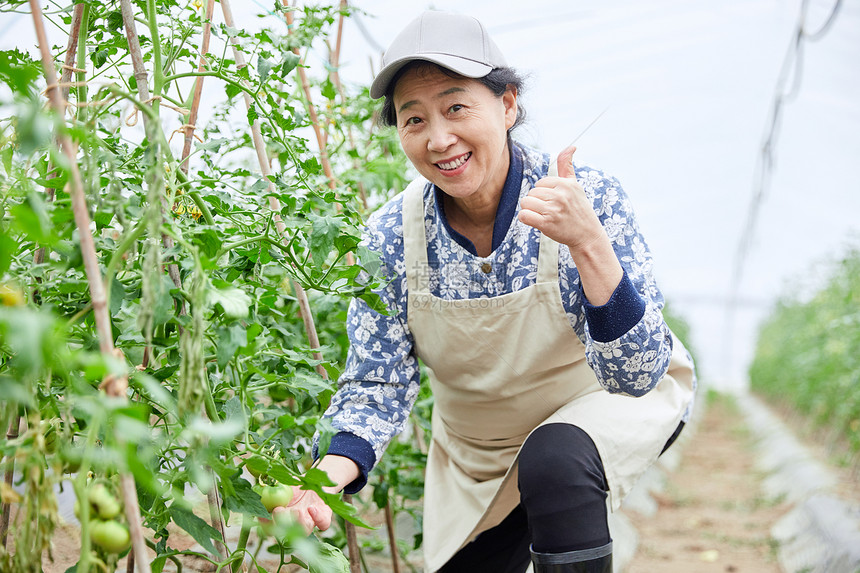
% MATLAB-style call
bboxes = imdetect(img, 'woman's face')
[393,65,517,202]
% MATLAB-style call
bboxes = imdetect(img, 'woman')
[276,11,696,573]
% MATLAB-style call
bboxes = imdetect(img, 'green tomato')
[90,520,131,553]
[260,484,293,513]
[88,483,122,519]
[259,510,294,540]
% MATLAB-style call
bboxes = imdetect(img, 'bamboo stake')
[29,3,150,572]
[0,417,20,548]
[34,2,85,287]
[220,0,328,379]
[179,0,216,174]
[283,5,342,204]
[344,503,362,573]
[384,500,401,573]
[329,0,369,211]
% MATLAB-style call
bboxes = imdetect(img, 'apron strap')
[402,177,430,294]
[536,159,561,284]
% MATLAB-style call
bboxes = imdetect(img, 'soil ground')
[624,393,791,573]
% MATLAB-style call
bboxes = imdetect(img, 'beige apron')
[401,176,696,572]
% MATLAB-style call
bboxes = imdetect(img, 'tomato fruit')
[90,520,131,553]
[260,484,292,512]
[88,483,122,519]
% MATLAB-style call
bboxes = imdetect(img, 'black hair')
[379,61,527,131]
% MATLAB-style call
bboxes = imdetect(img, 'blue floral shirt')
[318,142,691,492]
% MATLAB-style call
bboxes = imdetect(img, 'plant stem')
[229,516,252,573]
[74,3,90,123]
[145,0,163,104]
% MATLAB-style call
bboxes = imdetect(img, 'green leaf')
[257,57,273,83]
[109,276,126,315]
[0,49,40,95]
[197,138,230,153]
[280,52,300,75]
[247,105,258,124]
[11,192,52,244]
[192,228,221,259]
[207,285,251,319]
[216,323,246,368]
[320,78,337,100]
[308,541,349,573]
[222,474,269,519]
[225,82,241,100]
[307,213,339,268]
[300,156,321,175]
[151,274,177,326]
[169,505,223,556]
[0,232,17,276]
[93,210,114,231]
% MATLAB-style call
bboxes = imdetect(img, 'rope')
[125,96,191,126]
[169,124,203,144]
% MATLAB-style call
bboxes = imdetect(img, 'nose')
[427,121,456,153]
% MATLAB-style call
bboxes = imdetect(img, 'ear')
[502,85,518,131]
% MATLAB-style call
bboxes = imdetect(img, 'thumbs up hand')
[518,145,605,252]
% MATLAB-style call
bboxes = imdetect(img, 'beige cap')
[369,11,508,99]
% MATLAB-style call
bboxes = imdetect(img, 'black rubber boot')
[530,541,613,572]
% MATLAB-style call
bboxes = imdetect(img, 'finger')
[526,184,566,202]
[555,145,578,181]
[517,208,545,231]
[519,195,548,214]
[308,505,332,531]
[292,508,315,535]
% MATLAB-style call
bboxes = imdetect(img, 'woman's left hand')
[518,145,605,252]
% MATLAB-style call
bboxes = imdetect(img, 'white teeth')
[437,152,471,170]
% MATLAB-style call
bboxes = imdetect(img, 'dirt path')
[624,393,791,573]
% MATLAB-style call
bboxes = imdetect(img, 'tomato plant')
[0,1,421,572]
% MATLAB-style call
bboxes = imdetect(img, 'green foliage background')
[749,244,860,457]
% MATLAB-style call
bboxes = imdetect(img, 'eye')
[448,104,464,114]
[404,116,422,126]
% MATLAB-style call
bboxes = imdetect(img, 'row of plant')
[749,242,860,458]
[0,1,426,572]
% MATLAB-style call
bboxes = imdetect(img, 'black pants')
[438,422,684,572]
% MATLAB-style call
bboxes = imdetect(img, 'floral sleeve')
[559,167,674,397]
[320,196,422,463]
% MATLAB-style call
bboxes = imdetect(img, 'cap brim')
[370,54,493,99]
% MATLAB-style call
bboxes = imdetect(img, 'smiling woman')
[279,10,698,573]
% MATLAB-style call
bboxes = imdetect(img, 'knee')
[518,424,606,497]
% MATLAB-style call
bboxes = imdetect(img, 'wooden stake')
[29,3,150,572]
[0,417,20,549]
[384,500,402,573]
[179,0,216,175]
[344,493,362,573]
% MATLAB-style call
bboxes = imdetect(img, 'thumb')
[556,145,577,180]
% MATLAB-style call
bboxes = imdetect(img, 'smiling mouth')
[436,152,471,171]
